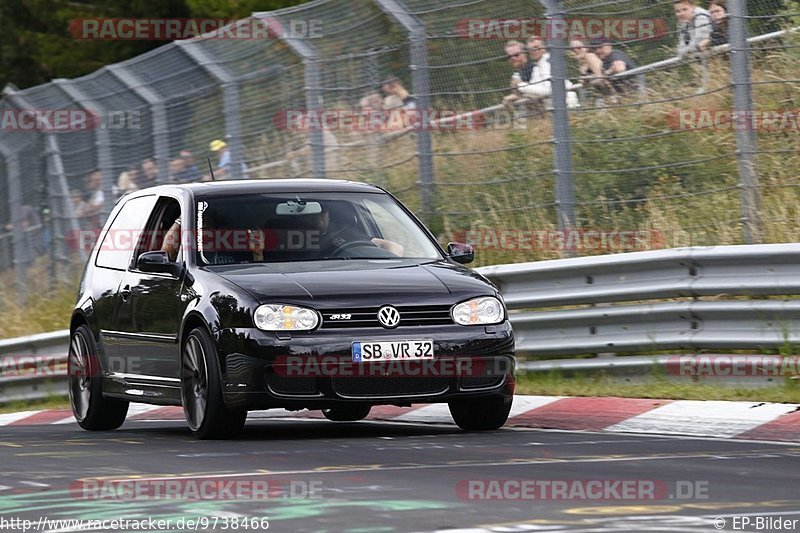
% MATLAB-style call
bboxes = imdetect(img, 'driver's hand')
[371,237,404,256]
[248,229,265,261]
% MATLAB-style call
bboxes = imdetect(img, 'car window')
[361,198,434,258]
[134,197,182,265]
[195,192,441,265]
[95,195,157,270]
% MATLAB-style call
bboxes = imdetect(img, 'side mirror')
[447,242,474,264]
[136,250,183,277]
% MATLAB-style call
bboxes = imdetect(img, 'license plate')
[352,340,434,362]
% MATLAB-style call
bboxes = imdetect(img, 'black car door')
[115,196,188,379]
[94,194,158,371]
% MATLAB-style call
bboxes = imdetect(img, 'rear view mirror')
[447,242,474,264]
[275,200,322,215]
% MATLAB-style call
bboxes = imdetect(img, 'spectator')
[115,165,140,196]
[515,36,551,99]
[570,37,604,80]
[168,158,185,184]
[381,78,416,110]
[77,170,105,228]
[359,93,383,112]
[674,0,712,58]
[502,40,533,105]
[704,0,729,48]
[178,150,202,182]
[209,139,230,180]
[592,39,638,96]
[140,158,159,188]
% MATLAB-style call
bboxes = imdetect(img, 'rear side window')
[96,195,157,270]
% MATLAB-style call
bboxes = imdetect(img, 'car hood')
[212,259,495,306]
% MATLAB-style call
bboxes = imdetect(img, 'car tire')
[69,324,129,431]
[322,404,372,422]
[448,397,512,431]
[181,326,247,440]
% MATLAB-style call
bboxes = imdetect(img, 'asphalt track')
[0,416,798,533]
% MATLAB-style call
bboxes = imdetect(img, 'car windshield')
[194,192,442,265]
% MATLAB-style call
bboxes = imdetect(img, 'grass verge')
[0,396,69,414]
[516,370,800,403]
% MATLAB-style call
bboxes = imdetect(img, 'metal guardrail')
[476,243,800,356]
[2,243,800,405]
[0,331,69,404]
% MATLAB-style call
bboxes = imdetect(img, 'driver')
[301,206,404,257]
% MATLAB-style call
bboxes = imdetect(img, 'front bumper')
[215,323,515,410]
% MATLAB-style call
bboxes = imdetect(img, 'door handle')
[120,284,131,303]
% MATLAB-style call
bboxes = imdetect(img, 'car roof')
[139,179,383,198]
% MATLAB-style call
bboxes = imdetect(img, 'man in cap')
[209,139,230,180]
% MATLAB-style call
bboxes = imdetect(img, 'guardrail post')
[374,0,436,221]
[177,40,245,180]
[0,141,28,303]
[53,79,115,220]
[728,0,762,244]
[540,0,577,245]
[106,65,171,184]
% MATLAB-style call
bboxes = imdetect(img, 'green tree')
[0,0,303,90]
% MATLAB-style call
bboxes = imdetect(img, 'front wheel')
[449,397,512,431]
[181,327,247,439]
[322,404,372,422]
[68,324,128,430]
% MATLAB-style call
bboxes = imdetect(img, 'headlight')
[451,296,505,326]
[254,304,320,331]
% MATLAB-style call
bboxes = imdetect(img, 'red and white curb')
[1,396,799,442]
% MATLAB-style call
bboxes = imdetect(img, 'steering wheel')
[330,240,378,257]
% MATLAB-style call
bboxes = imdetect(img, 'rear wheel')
[322,404,372,422]
[449,397,512,431]
[68,324,128,430]
[181,327,247,439]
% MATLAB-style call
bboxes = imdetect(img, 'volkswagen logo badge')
[377,305,401,329]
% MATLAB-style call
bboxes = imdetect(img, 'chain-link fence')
[0,0,797,301]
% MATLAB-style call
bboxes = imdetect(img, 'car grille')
[320,305,453,329]
[268,374,319,396]
[332,376,449,398]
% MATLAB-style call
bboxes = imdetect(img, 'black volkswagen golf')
[69,180,515,438]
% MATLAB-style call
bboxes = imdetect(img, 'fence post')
[2,84,84,284]
[177,40,246,180]
[271,20,325,179]
[374,0,436,221]
[106,65,171,184]
[728,0,762,244]
[52,79,115,220]
[539,0,576,240]
[0,142,28,303]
